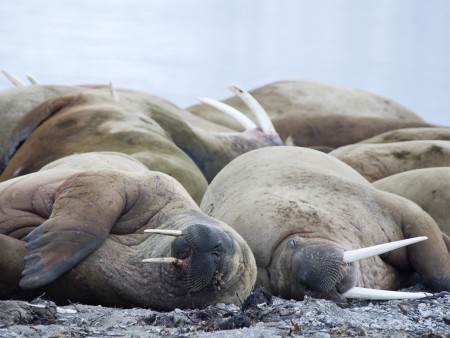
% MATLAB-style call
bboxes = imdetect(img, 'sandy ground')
[0,286,449,337]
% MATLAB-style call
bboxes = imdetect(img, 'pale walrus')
[0,152,256,310]
[200,147,450,302]
[329,140,450,182]
[0,81,283,203]
[373,168,450,236]
[187,80,432,148]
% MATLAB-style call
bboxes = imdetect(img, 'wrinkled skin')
[201,147,450,302]
[187,80,428,148]
[374,168,450,237]
[0,153,256,309]
[0,85,283,202]
[329,140,450,182]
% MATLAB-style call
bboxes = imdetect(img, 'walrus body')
[201,147,450,301]
[0,86,283,202]
[374,168,450,237]
[329,140,450,182]
[188,81,430,147]
[0,152,256,309]
[359,127,450,144]
[0,85,87,167]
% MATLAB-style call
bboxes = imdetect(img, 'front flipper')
[19,171,126,289]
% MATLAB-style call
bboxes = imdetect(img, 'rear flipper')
[19,171,126,289]
[400,203,450,292]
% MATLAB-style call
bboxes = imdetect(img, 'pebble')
[1,286,449,337]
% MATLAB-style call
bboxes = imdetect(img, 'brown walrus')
[373,168,450,237]
[187,81,432,148]
[200,147,450,302]
[0,82,283,203]
[359,127,450,144]
[0,152,256,310]
[329,140,450,182]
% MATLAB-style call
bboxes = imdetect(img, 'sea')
[1,0,449,125]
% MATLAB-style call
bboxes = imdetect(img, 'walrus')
[329,140,450,182]
[188,80,432,147]
[373,168,450,236]
[0,81,283,202]
[200,147,450,302]
[0,152,257,309]
[359,127,450,144]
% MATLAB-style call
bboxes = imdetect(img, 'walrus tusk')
[343,286,432,300]
[1,69,24,87]
[229,83,277,134]
[26,73,39,85]
[142,257,183,266]
[343,236,428,263]
[26,303,77,314]
[109,82,119,100]
[198,96,257,131]
[144,229,182,236]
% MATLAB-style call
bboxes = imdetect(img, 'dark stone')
[241,287,273,311]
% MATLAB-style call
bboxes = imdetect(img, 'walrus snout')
[277,237,357,302]
[295,245,356,295]
[172,224,235,293]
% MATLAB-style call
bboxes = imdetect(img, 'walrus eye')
[289,240,296,248]
[211,243,223,260]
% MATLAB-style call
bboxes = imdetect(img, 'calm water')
[1,0,449,125]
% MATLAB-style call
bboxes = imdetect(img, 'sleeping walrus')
[359,127,450,144]
[374,168,450,237]
[329,140,450,182]
[0,152,257,309]
[187,80,432,148]
[200,147,450,302]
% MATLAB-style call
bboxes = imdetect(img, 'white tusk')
[1,69,24,87]
[57,307,77,314]
[142,257,183,266]
[27,302,77,314]
[229,84,276,134]
[343,286,432,300]
[144,229,182,236]
[26,73,39,85]
[198,96,257,131]
[109,82,119,100]
[343,236,428,263]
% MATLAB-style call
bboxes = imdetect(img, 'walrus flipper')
[19,171,127,289]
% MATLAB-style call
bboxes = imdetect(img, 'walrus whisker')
[142,257,183,266]
[1,69,24,87]
[197,96,257,131]
[229,83,276,134]
[343,236,428,263]
[144,229,182,236]
[26,73,39,85]
[342,286,432,300]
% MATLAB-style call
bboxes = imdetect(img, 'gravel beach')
[1,285,449,337]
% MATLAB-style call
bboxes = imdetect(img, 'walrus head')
[151,224,237,293]
[270,235,430,302]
